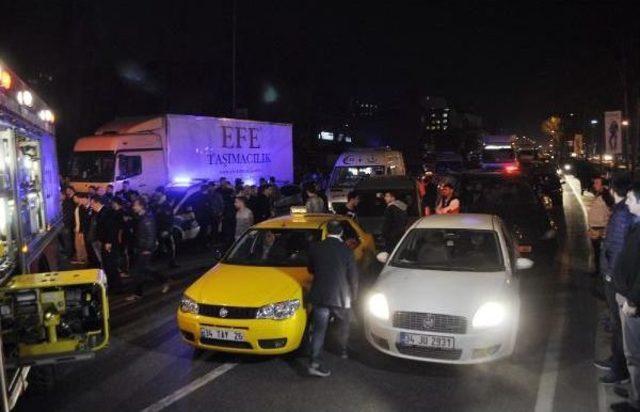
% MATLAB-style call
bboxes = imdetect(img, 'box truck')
[69,115,294,193]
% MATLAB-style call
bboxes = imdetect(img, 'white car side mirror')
[516,257,534,270]
[376,252,390,264]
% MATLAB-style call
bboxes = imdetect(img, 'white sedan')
[365,214,533,364]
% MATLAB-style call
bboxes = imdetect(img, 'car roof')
[254,213,352,230]
[412,214,497,231]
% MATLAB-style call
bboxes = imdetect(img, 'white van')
[327,148,406,211]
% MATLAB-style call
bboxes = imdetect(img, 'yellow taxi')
[177,208,376,354]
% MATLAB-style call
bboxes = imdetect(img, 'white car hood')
[376,267,512,318]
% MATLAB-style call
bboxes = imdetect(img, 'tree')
[541,116,565,159]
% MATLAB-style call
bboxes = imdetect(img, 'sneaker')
[307,363,331,378]
[161,283,170,294]
[125,294,142,302]
[614,386,630,399]
[594,358,613,371]
[600,371,630,385]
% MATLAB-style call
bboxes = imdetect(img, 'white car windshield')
[224,229,322,267]
[390,229,504,272]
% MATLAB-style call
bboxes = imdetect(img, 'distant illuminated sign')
[319,131,334,141]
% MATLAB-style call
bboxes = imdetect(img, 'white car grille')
[393,311,467,334]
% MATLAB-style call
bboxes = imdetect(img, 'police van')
[327,148,406,212]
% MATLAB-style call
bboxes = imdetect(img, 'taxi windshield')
[391,228,503,272]
[223,228,322,267]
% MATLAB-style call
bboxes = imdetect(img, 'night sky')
[1,1,638,157]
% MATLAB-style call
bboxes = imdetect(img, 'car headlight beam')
[472,302,506,329]
[180,295,199,314]
[368,293,389,320]
[256,299,300,320]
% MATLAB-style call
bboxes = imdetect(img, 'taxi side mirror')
[376,252,390,263]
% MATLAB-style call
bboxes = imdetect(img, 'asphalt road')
[16,179,602,412]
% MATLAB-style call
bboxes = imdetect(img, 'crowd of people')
[60,177,291,301]
[587,174,640,412]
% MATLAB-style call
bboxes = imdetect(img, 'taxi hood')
[186,264,308,307]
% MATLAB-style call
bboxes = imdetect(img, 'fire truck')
[0,62,109,410]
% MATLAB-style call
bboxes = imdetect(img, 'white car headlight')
[180,295,199,314]
[256,299,301,320]
[472,302,506,329]
[368,293,389,320]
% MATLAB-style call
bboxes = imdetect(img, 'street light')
[590,119,599,125]
[622,120,630,126]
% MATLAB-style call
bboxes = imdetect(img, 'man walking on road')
[381,191,408,253]
[595,177,632,385]
[307,220,359,378]
[612,183,640,411]
[92,196,121,291]
[126,198,169,301]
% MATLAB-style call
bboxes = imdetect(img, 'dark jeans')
[101,246,121,291]
[133,252,167,297]
[84,233,100,267]
[592,238,603,274]
[196,219,211,246]
[605,280,629,376]
[61,226,75,258]
[158,231,177,266]
[310,306,351,364]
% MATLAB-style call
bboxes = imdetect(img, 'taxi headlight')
[180,295,199,314]
[256,299,300,320]
[472,302,506,329]
[368,293,389,320]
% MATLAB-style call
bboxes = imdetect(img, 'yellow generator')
[0,269,109,366]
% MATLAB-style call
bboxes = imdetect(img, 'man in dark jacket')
[61,186,77,259]
[252,186,273,223]
[334,191,359,221]
[92,196,120,291]
[381,191,408,253]
[595,177,632,384]
[127,198,168,301]
[153,188,179,269]
[115,180,139,204]
[612,184,640,411]
[306,220,359,377]
[207,182,224,244]
[193,185,212,248]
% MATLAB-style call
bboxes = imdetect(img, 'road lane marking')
[140,363,237,412]
[533,262,568,412]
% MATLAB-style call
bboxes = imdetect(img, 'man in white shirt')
[435,183,460,215]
